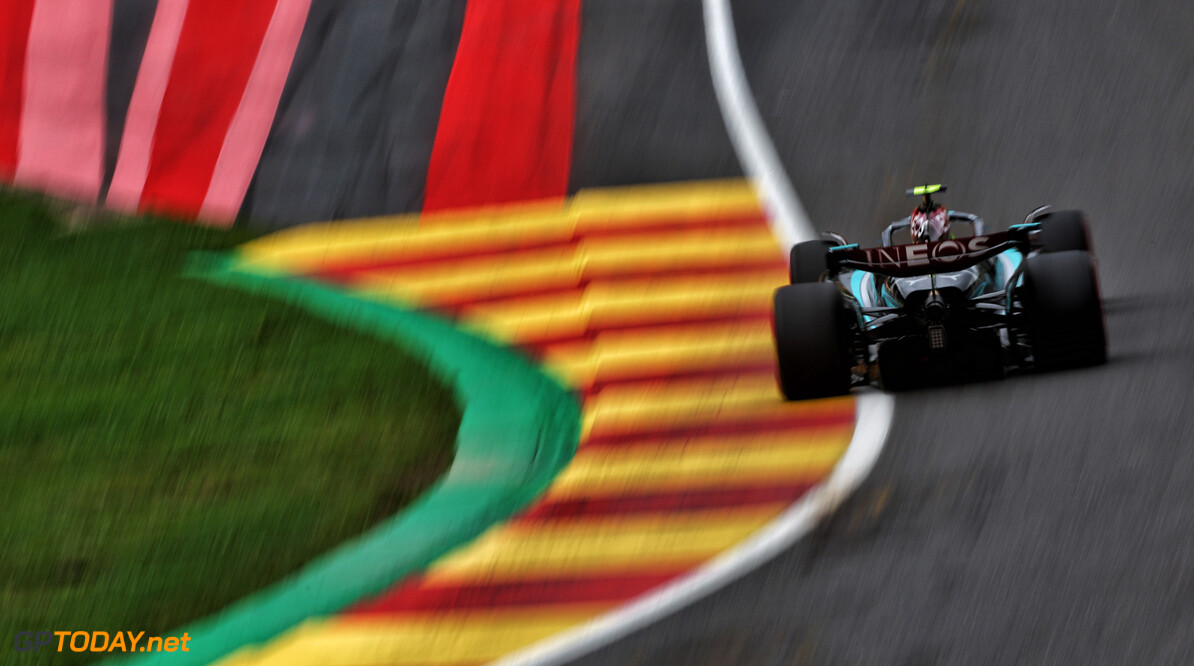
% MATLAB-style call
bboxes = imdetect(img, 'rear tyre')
[789,240,833,283]
[1036,210,1092,253]
[773,283,853,400]
[1020,250,1107,370]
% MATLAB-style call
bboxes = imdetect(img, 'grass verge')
[0,189,460,665]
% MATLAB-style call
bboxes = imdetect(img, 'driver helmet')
[910,205,950,242]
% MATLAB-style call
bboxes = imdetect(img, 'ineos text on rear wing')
[829,231,1024,277]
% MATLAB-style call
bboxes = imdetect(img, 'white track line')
[703,0,810,249]
[496,1,895,663]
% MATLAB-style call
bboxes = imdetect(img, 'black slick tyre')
[1036,210,1093,253]
[789,240,833,283]
[1020,250,1107,370]
[773,282,853,400]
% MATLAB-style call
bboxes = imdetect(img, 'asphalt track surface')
[570,0,739,190]
[574,0,1194,663]
[244,0,467,226]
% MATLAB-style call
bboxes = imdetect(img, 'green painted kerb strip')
[109,254,581,666]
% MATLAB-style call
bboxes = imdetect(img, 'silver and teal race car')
[772,185,1107,399]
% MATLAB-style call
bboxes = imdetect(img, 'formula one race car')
[773,184,1107,399]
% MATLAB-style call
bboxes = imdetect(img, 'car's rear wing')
[829,226,1036,278]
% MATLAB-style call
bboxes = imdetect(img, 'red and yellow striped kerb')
[220,179,854,665]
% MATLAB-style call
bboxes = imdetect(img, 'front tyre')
[1021,250,1107,370]
[773,282,853,400]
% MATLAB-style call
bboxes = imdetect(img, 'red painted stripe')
[200,0,312,222]
[576,212,766,240]
[582,362,779,399]
[523,312,774,350]
[422,0,581,211]
[307,213,768,280]
[0,0,36,177]
[138,0,279,218]
[550,346,787,393]
[419,264,786,314]
[577,410,855,452]
[349,572,678,615]
[312,237,579,281]
[15,0,112,201]
[520,483,814,522]
[583,409,856,449]
[107,0,191,212]
[558,361,783,398]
